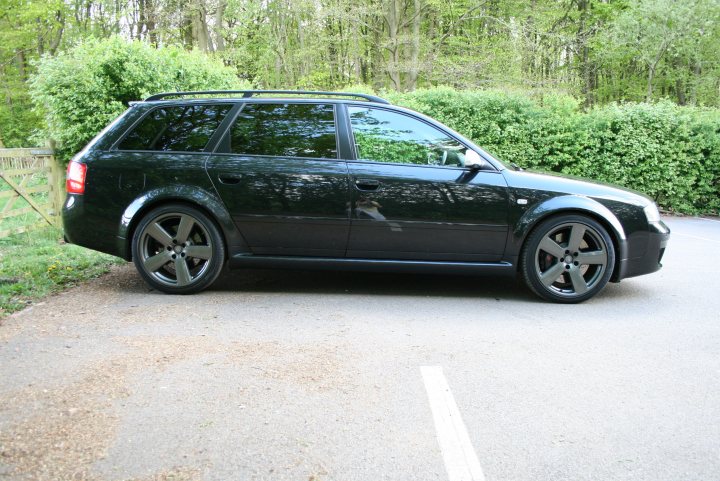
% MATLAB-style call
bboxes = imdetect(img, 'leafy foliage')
[29,37,243,160]
[0,92,42,148]
[3,0,720,148]
[597,0,720,103]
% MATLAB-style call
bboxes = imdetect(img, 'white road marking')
[421,366,486,481]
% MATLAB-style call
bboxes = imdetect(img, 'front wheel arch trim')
[512,196,628,280]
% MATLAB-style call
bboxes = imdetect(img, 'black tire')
[131,204,225,294]
[520,214,615,303]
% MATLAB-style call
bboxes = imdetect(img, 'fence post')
[46,147,64,229]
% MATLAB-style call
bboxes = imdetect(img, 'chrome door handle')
[218,174,242,185]
[355,178,380,191]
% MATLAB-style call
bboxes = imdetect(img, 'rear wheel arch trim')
[118,187,245,261]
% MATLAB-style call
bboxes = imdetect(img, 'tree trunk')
[214,1,226,52]
[646,66,655,101]
[404,0,421,91]
[689,62,701,105]
[577,0,594,108]
[137,0,145,40]
[145,0,158,47]
[191,2,214,52]
[676,77,686,105]
[352,14,362,82]
[182,3,194,50]
[385,0,401,91]
[16,50,27,82]
[665,55,685,104]
[647,42,669,102]
[48,11,65,55]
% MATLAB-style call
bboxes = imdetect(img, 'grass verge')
[0,227,123,318]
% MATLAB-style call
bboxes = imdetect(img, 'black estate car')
[63,90,669,303]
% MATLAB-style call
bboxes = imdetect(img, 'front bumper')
[620,220,670,280]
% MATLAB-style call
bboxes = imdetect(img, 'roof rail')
[144,90,391,104]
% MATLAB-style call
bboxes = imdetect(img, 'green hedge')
[30,41,719,214]
[389,88,720,214]
[30,37,245,161]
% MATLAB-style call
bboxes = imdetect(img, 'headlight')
[643,203,661,223]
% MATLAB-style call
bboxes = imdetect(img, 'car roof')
[143,90,391,105]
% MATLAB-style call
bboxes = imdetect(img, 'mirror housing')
[465,149,485,171]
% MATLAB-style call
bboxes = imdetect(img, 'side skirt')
[228,254,516,277]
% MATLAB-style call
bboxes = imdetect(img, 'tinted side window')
[228,103,337,159]
[119,104,232,152]
[349,107,468,167]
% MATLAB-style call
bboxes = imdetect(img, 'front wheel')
[131,204,225,294]
[520,214,615,303]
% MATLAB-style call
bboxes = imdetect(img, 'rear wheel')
[131,204,225,294]
[520,214,615,303]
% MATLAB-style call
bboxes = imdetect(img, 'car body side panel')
[345,162,510,261]
[500,169,669,281]
[206,155,351,257]
[504,193,629,275]
[63,148,246,260]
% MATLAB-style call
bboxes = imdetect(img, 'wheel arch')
[118,186,248,261]
[511,195,627,279]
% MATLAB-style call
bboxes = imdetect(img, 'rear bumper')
[63,194,124,258]
[619,220,670,280]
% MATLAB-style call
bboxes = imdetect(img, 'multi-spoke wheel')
[520,214,615,303]
[131,204,225,294]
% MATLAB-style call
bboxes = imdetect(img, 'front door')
[206,102,350,257]
[345,106,509,262]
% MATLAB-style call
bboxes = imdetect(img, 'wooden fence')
[0,148,64,238]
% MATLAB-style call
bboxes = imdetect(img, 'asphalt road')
[1,216,718,481]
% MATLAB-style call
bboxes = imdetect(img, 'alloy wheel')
[137,212,214,288]
[533,221,609,297]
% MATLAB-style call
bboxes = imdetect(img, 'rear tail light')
[66,161,87,194]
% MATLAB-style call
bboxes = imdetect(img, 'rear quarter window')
[118,104,232,152]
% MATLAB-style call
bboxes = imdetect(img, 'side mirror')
[465,150,485,171]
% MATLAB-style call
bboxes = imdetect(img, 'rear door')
[206,102,351,257]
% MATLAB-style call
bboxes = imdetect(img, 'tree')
[0,0,67,146]
[30,37,243,159]
[601,0,720,103]
[2,0,720,147]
